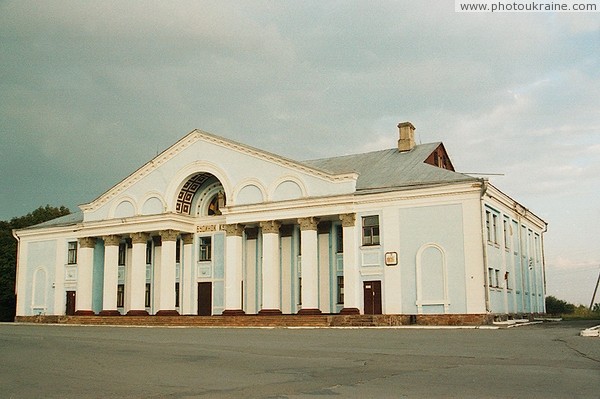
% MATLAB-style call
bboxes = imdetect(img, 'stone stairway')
[15,313,494,327]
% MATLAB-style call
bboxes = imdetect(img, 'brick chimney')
[397,122,416,152]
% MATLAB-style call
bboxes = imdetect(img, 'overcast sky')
[1,1,599,305]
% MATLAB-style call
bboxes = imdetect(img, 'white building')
[13,122,547,320]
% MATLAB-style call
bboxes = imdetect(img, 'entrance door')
[197,282,212,316]
[66,291,76,315]
[363,281,382,315]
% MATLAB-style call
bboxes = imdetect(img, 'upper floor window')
[67,242,78,264]
[335,225,343,253]
[199,237,212,261]
[118,242,127,266]
[503,217,510,251]
[362,215,380,246]
[485,210,499,245]
[175,239,181,263]
[145,241,152,265]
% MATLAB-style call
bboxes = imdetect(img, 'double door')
[363,281,382,315]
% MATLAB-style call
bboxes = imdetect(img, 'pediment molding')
[80,129,357,214]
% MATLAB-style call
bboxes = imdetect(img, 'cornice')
[484,183,547,229]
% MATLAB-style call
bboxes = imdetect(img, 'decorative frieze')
[260,220,281,234]
[197,225,218,233]
[223,223,245,237]
[339,213,356,227]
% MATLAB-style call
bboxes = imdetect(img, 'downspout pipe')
[541,222,548,313]
[478,179,491,313]
[11,229,21,319]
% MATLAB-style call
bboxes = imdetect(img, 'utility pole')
[590,267,600,310]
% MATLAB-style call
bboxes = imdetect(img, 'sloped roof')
[20,211,84,230]
[302,142,477,192]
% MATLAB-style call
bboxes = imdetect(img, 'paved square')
[1,321,598,398]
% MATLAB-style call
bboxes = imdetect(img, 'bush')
[545,295,575,315]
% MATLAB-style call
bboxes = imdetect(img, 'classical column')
[75,237,97,315]
[99,235,121,316]
[127,232,149,316]
[339,213,360,315]
[259,220,282,315]
[297,217,321,315]
[223,224,246,316]
[156,230,180,315]
[180,233,194,315]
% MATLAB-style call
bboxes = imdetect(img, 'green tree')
[545,295,575,315]
[0,205,70,321]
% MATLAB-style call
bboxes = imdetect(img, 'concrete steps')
[15,313,495,327]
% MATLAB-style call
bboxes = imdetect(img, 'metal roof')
[20,211,84,230]
[301,142,478,192]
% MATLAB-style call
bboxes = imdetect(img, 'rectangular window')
[145,241,152,265]
[505,271,510,290]
[118,242,127,266]
[67,241,78,264]
[337,276,344,304]
[175,239,181,263]
[336,225,343,253]
[298,277,302,305]
[199,237,212,261]
[362,215,380,246]
[175,282,180,308]
[145,283,151,308]
[488,267,494,287]
[495,269,500,288]
[503,218,510,251]
[486,211,492,242]
[492,214,499,244]
[117,284,125,307]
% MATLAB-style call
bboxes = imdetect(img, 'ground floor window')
[145,283,151,307]
[337,276,344,304]
[117,284,125,307]
[175,282,180,307]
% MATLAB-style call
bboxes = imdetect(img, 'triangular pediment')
[79,129,357,221]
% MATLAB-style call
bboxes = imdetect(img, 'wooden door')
[363,281,382,315]
[66,291,76,316]
[197,282,212,316]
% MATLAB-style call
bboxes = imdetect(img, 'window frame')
[145,283,151,308]
[118,242,127,266]
[67,241,78,265]
[116,284,125,308]
[337,276,344,304]
[198,236,212,262]
[361,215,380,246]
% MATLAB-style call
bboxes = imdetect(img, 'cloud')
[1,1,599,270]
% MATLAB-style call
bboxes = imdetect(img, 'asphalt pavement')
[0,320,598,398]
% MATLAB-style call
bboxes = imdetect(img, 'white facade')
[13,124,547,317]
